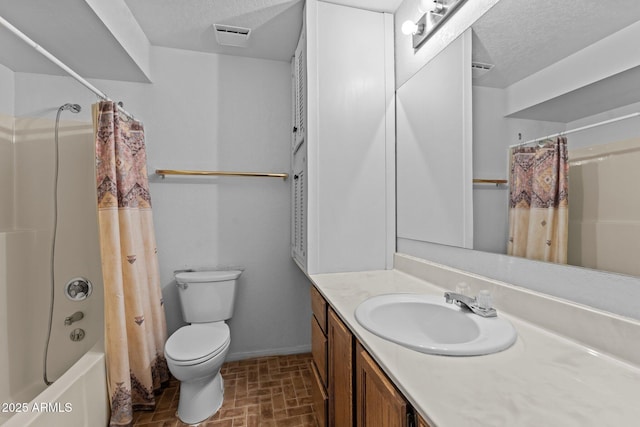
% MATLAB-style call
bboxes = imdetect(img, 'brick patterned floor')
[132,353,316,427]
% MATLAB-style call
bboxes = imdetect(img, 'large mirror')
[472,0,640,277]
[399,0,640,279]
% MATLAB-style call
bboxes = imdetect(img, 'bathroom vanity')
[310,285,429,427]
[308,254,640,426]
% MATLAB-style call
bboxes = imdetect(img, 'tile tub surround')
[133,353,315,427]
[310,266,640,426]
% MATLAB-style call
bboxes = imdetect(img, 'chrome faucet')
[64,311,84,326]
[444,292,497,317]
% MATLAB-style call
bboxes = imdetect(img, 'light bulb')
[401,20,419,36]
[419,0,446,14]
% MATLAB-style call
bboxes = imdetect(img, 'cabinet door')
[356,342,408,427]
[328,308,353,427]
[293,27,306,150]
[417,415,433,427]
[292,152,306,265]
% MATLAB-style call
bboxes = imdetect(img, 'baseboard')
[226,344,312,362]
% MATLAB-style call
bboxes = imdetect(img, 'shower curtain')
[507,136,569,263]
[94,101,169,426]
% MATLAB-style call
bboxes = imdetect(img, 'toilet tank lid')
[175,270,242,283]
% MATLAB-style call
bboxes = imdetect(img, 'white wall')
[13,46,311,360]
[566,100,640,148]
[0,64,14,230]
[472,86,565,253]
[0,63,14,115]
[472,87,509,253]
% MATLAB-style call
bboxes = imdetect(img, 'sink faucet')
[444,292,497,317]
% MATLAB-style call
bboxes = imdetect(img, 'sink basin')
[354,293,517,356]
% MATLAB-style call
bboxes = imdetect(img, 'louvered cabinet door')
[292,163,306,265]
[293,28,306,149]
[290,22,307,268]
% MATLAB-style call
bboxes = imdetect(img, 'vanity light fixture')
[402,0,468,50]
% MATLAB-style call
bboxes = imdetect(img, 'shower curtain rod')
[510,112,640,149]
[0,14,137,122]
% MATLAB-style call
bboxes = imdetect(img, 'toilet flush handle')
[176,282,188,290]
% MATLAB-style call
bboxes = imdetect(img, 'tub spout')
[64,311,84,326]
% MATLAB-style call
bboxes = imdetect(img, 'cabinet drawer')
[310,360,328,427]
[311,285,327,333]
[311,315,328,387]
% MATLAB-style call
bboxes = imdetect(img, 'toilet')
[164,270,242,424]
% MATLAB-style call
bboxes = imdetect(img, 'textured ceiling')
[0,0,150,81]
[123,0,403,61]
[3,0,640,86]
[0,0,402,82]
[472,0,640,88]
[124,0,304,62]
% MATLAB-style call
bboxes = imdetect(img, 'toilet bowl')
[165,322,231,424]
[164,270,241,424]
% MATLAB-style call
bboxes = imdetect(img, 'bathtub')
[0,115,107,426]
[0,340,108,427]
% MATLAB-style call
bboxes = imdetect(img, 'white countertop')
[310,269,640,427]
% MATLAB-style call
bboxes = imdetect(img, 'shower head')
[60,103,81,113]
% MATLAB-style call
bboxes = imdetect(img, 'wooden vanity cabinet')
[311,285,432,427]
[310,285,354,427]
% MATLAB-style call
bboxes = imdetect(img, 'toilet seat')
[175,270,242,283]
[165,323,230,366]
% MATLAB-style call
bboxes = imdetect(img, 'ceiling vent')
[471,61,494,78]
[214,24,252,48]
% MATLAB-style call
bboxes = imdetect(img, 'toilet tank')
[175,270,242,323]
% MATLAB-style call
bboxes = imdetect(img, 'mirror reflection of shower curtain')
[507,136,569,263]
[94,101,169,426]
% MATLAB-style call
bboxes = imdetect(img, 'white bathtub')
[1,340,108,427]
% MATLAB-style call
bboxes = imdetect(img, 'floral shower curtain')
[94,101,169,426]
[507,136,569,263]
